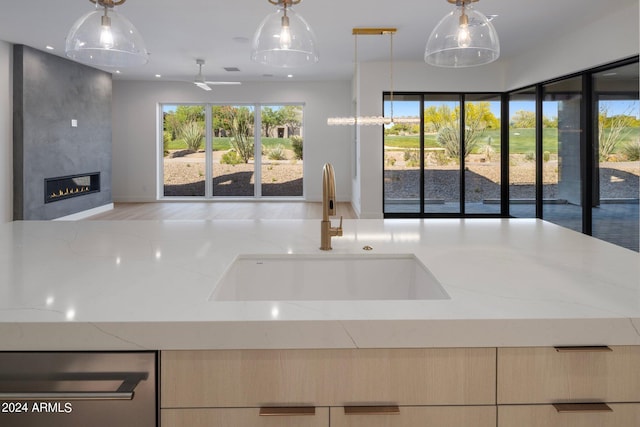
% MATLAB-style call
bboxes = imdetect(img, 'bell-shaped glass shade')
[251,6,319,68]
[425,4,499,68]
[65,6,149,68]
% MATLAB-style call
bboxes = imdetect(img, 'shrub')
[267,144,287,160]
[621,140,640,161]
[221,150,243,165]
[524,151,535,162]
[163,131,172,156]
[482,143,495,161]
[543,151,551,162]
[179,121,205,151]
[290,136,303,160]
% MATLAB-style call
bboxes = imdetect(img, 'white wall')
[0,41,12,223]
[506,0,639,90]
[112,80,352,203]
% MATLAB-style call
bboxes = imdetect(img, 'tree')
[261,107,280,137]
[279,105,303,136]
[511,110,535,128]
[424,102,499,159]
[164,106,205,140]
[216,106,254,163]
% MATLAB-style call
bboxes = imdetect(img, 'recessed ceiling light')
[232,36,250,44]
[115,70,121,74]
[224,67,241,72]
[262,74,274,78]
[155,74,162,78]
[287,74,293,78]
[45,45,55,50]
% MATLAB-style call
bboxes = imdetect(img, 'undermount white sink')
[210,253,449,301]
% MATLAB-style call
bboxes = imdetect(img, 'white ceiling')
[0,0,634,83]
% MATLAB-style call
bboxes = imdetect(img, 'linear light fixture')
[327,28,419,126]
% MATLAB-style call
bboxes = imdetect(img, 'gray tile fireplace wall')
[13,45,112,220]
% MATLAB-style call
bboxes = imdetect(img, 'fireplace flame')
[50,186,91,199]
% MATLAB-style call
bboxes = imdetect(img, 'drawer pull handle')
[344,406,400,415]
[259,407,315,416]
[553,403,613,413]
[554,346,612,353]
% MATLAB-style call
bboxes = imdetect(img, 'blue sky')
[384,99,639,120]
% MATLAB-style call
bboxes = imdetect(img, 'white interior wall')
[506,1,639,90]
[111,80,352,203]
[0,41,12,223]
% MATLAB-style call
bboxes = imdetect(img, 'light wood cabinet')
[160,346,640,427]
[497,346,640,404]
[498,403,640,427]
[162,407,329,427]
[331,405,496,427]
[161,348,496,408]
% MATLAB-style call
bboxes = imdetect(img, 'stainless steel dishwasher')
[0,351,157,427]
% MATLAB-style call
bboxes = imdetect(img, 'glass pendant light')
[425,0,499,68]
[251,0,319,68]
[65,0,149,68]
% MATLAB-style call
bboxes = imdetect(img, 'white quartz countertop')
[0,218,638,350]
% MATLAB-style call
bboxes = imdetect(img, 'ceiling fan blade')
[194,81,212,91]
[204,81,242,85]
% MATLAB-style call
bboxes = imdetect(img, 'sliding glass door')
[508,88,537,218]
[160,103,304,199]
[260,105,304,197]
[383,94,422,214]
[542,77,583,233]
[162,105,206,197]
[592,63,639,251]
[383,93,502,216]
[211,105,255,197]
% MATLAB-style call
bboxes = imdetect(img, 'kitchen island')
[0,218,638,350]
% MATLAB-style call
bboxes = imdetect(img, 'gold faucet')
[321,163,343,250]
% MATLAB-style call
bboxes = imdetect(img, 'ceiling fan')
[193,59,241,91]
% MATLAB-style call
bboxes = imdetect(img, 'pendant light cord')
[389,32,394,123]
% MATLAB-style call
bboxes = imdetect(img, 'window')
[508,88,537,218]
[542,76,583,233]
[161,103,304,199]
[162,104,206,197]
[383,57,638,252]
[592,63,639,251]
[383,93,502,216]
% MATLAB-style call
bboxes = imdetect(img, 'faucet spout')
[321,163,343,250]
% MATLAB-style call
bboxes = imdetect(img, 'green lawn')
[385,127,640,155]
[166,137,294,152]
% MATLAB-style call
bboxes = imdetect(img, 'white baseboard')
[54,203,114,221]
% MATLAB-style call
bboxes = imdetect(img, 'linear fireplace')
[44,172,100,203]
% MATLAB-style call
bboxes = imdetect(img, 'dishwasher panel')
[0,352,157,427]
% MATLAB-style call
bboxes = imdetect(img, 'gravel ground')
[163,151,639,201]
[163,151,303,197]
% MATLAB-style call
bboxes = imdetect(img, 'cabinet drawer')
[498,404,640,427]
[497,346,640,404]
[161,348,496,407]
[331,348,495,406]
[162,407,329,427]
[331,406,496,427]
